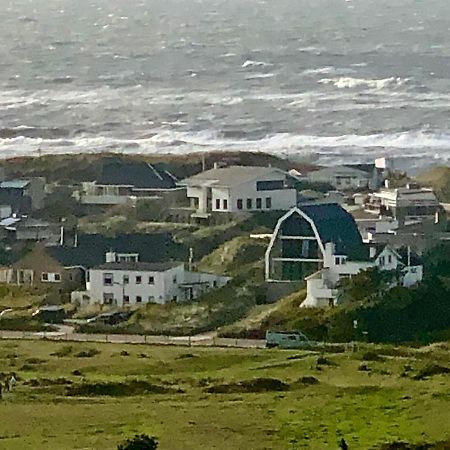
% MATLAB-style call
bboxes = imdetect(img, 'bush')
[297,376,319,385]
[206,378,289,394]
[75,348,101,358]
[361,351,385,362]
[413,364,450,380]
[66,380,179,397]
[51,345,73,357]
[118,434,158,450]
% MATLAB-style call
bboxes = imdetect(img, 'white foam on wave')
[319,76,409,90]
[245,73,275,80]
[1,130,450,167]
[242,60,272,68]
[302,66,355,76]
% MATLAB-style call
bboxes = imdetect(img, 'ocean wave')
[1,130,449,167]
[0,126,70,139]
[302,66,355,76]
[297,46,326,55]
[245,73,275,80]
[319,76,410,90]
[242,60,272,68]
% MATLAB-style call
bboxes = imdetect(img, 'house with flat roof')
[365,184,442,223]
[179,165,297,218]
[77,159,182,205]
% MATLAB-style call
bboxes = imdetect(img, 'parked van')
[265,331,313,349]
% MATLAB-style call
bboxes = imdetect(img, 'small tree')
[117,434,158,450]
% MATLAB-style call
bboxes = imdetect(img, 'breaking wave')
[319,76,410,90]
[1,130,449,169]
[241,60,272,68]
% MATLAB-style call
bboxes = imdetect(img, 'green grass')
[0,340,449,449]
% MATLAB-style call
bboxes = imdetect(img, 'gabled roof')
[97,159,177,189]
[309,165,371,177]
[180,166,286,188]
[93,261,182,272]
[47,233,184,268]
[298,203,368,260]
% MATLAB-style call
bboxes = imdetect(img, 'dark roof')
[344,163,375,174]
[396,247,422,266]
[93,261,182,271]
[97,159,177,189]
[47,233,184,268]
[298,203,368,260]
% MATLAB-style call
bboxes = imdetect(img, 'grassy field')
[0,340,449,450]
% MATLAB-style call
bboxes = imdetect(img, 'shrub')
[75,348,101,358]
[118,434,158,450]
[413,364,450,380]
[361,351,385,362]
[51,345,73,357]
[297,376,319,385]
[206,378,289,394]
[66,380,180,397]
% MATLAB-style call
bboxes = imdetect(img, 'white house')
[179,165,297,218]
[365,184,441,222]
[307,166,371,190]
[303,244,423,308]
[75,254,231,308]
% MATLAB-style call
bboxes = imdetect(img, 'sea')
[1,0,450,172]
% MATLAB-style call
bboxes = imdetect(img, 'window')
[335,257,341,265]
[123,275,129,284]
[54,273,61,282]
[256,198,262,209]
[148,296,155,302]
[388,255,392,264]
[41,273,49,281]
[136,296,142,303]
[223,199,228,210]
[265,197,272,209]
[215,199,220,210]
[173,275,177,284]
[380,256,385,266]
[123,295,130,304]
[117,253,139,262]
[237,199,243,210]
[246,198,252,209]
[256,180,284,191]
[136,275,142,284]
[103,293,114,305]
[148,276,155,285]
[103,273,114,286]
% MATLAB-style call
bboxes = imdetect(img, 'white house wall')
[89,264,185,307]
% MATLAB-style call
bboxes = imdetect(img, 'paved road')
[0,329,266,349]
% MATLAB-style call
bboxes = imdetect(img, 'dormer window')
[117,253,139,263]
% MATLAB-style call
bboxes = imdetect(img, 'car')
[265,330,314,349]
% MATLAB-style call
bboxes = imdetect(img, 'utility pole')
[188,247,194,272]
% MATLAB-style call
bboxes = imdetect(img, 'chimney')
[105,251,117,263]
[369,247,377,258]
[213,162,218,170]
[384,179,390,189]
